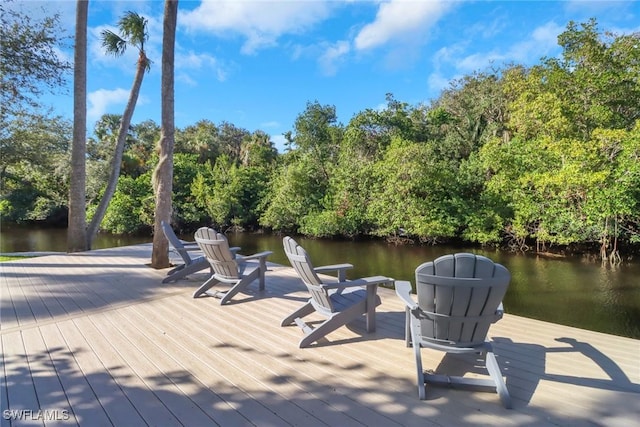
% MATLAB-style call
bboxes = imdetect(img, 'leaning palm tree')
[86,11,151,248]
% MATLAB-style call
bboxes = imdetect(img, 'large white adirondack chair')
[161,220,211,283]
[194,227,272,305]
[395,253,512,408]
[282,236,393,348]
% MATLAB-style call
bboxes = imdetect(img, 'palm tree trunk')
[86,53,147,248]
[68,0,88,253]
[151,0,178,269]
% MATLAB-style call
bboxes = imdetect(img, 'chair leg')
[486,350,512,409]
[365,285,378,332]
[219,290,233,305]
[166,264,184,276]
[220,269,260,305]
[412,328,426,400]
[298,305,364,348]
[404,308,412,347]
[258,257,267,291]
[281,301,314,326]
[193,275,220,298]
[298,315,346,348]
[164,258,210,283]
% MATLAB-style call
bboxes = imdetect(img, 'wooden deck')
[1,244,638,426]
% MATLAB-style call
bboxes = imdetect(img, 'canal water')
[1,225,639,339]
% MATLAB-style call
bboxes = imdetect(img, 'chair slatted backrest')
[195,227,239,280]
[162,220,190,264]
[283,237,334,313]
[415,253,510,346]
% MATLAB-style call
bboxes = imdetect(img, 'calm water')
[2,225,639,339]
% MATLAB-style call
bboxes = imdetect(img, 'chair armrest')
[173,246,203,256]
[230,246,241,253]
[496,302,505,318]
[314,263,353,273]
[395,280,418,310]
[323,276,392,290]
[239,251,273,261]
[315,263,353,281]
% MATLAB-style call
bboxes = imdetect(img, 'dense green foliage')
[0,0,72,217]
[2,19,639,258]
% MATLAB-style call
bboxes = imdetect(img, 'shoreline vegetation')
[0,255,29,262]
[2,20,639,261]
[2,221,638,264]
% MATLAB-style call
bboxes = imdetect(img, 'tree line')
[2,16,639,260]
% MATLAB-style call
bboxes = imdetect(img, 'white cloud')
[466,17,508,40]
[270,133,288,153]
[180,0,334,54]
[175,51,229,81]
[88,88,131,121]
[176,73,198,87]
[457,51,503,73]
[318,40,351,76]
[436,21,565,75]
[260,121,280,129]
[427,72,452,96]
[354,0,454,51]
[564,0,628,13]
[432,44,465,67]
[507,21,564,61]
[52,45,73,68]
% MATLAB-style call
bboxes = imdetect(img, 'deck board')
[75,314,186,427]
[152,293,401,427]
[1,244,638,426]
[100,309,253,427]
[55,319,148,427]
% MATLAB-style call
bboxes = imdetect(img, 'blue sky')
[19,0,640,151]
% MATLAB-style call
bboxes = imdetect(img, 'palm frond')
[119,11,149,49]
[143,57,152,73]
[100,30,127,56]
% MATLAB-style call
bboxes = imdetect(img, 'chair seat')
[329,288,374,311]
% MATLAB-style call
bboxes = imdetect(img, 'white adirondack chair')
[161,220,211,283]
[194,227,272,305]
[395,253,512,408]
[282,236,393,348]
